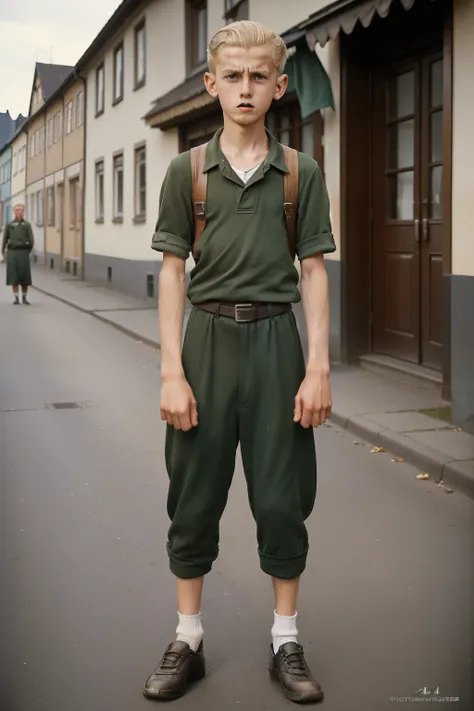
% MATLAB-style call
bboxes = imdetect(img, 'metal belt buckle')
[234,303,254,323]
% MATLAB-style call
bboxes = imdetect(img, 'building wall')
[63,161,84,264]
[26,178,45,257]
[250,0,332,35]
[11,132,27,207]
[450,0,474,432]
[84,0,185,292]
[0,146,12,228]
[45,98,64,177]
[26,114,46,185]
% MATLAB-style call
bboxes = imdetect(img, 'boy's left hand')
[294,371,332,429]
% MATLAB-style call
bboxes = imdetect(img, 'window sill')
[95,109,104,119]
[112,217,123,224]
[133,215,146,224]
[95,217,104,224]
[112,96,124,107]
[133,79,146,92]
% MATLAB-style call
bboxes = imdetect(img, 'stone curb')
[33,282,474,501]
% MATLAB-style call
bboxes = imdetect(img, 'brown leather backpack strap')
[282,144,299,260]
[190,143,208,257]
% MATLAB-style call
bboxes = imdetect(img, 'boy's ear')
[274,74,288,102]
[204,72,218,98]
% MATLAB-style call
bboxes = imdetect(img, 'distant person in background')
[1,203,34,305]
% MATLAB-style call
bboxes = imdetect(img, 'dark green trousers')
[165,307,317,580]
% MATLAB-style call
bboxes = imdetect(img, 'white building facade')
[10,132,27,210]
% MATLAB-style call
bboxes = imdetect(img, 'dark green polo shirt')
[152,129,335,304]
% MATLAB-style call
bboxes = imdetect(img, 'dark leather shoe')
[269,642,324,703]
[143,640,205,700]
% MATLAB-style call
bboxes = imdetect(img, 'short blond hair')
[207,21,288,74]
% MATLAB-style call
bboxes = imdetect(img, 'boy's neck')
[219,119,269,160]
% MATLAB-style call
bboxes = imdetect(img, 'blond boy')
[145,21,335,704]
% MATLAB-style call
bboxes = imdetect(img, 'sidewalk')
[30,265,474,500]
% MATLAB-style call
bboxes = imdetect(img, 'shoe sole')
[269,667,324,704]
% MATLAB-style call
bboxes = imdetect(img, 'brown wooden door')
[372,52,444,370]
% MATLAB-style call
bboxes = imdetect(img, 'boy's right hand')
[160,375,198,431]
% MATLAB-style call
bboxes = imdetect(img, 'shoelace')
[282,646,307,675]
[160,649,183,670]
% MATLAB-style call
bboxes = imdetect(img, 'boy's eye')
[254,74,266,80]
[225,74,238,80]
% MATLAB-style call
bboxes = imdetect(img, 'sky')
[0,0,120,117]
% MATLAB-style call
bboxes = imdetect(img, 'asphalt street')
[1,279,473,711]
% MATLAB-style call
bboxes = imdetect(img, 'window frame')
[47,185,55,226]
[223,0,248,23]
[134,145,146,220]
[65,101,74,135]
[69,177,80,228]
[96,63,105,117]
[266,97,325,172]
[186,0,208,74]
[95,159,105,223]
[36,189,44,227]
[113,153,124,221]
[134,20,146,90]
[76,91,84,127]
[113,42,124,105]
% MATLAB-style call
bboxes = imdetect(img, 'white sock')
[176,611,204,652]
[271,611,298,654]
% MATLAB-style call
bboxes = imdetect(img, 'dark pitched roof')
[0,111,26,152]
[36,63,74,102]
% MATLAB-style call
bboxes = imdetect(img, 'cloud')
[0,1,119,116]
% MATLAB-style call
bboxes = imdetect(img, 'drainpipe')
[75,69,87,281]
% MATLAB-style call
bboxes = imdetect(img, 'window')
[96,64,105,115]
[47,186,55,225]
[186,0,207,72]
[29,134,34,158]
[134,21,146,89]
[113,43,124,103]
[95,160,104,221]
[134,146,146,218]
[13,152,18,176]
[29,193,35,221]
[69,178,80,228]
[76,91,84,127]
[266,101,324,170]
[53,112,62,143]
[36,189,44,226]
[113,154,124,220]
[38,126,44,153]
[47,118,54,147]
[65,101,73,135]
[224,0,248,22]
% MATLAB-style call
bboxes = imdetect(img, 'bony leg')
[22,286,30,305]
[271,576,299,652]
[12,285,19,305]
[176,576,204,651]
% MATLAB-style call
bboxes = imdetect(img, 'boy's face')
[205,45,288,126]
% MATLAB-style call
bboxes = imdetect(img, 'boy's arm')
[159,253,187,380]
[27,222,34,252]
[153,154,197,431]
[294,255,331,429]
[294,159,335,429]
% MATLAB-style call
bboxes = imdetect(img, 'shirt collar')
[203,127,289,174]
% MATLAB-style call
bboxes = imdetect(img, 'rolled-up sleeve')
[151,152,193,260]
[296,162,336,261]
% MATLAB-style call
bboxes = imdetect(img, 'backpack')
[190,143,299,260]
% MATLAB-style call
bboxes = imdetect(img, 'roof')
[144,23,306,127]
[0,112,26,152]
[76,0,143,70]
[36,63,75,102]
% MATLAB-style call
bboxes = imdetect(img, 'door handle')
[422,218,429,242]
[414,219,420,243]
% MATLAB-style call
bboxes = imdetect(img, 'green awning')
[285,40,334,119]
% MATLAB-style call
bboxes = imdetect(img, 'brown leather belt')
[194,302,292,323]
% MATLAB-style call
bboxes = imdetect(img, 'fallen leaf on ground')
[416,473,430,480]
[353,441,363,445]
[371,446,385,453]
[444,488,454,494]
[391,457,405,463]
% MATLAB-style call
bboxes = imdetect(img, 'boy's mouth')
[238,103,254,111]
